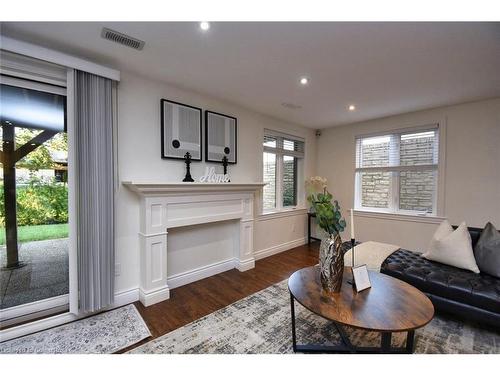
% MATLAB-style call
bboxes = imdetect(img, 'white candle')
[350,209,355,239]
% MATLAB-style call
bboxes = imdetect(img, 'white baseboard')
[235,258,255,271]
[254,237,307,260]
[112,287,140,308]
[139,286,170,307]
[167,258,236,289]
[165,238,306,285]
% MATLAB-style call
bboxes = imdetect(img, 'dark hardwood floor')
[120,242,319,352]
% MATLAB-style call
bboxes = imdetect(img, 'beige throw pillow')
[422,220,480,273]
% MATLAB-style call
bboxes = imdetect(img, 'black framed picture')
[161,99,202,161]
[205,110,237,164]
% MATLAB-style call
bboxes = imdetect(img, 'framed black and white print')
[161,99,202,161]
[205,110,237,164]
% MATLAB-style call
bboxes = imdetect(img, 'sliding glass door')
[0,77,69,325]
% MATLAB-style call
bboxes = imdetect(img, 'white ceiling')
[1,22,499,128]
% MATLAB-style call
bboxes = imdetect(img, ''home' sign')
[198,167,230,183]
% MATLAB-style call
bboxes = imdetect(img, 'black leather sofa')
[380,226,500,329]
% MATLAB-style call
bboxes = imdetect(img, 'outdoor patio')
[0,238,68,309]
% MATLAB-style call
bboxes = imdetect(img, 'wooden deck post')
[2,124,20,268]
[1,124,58,269]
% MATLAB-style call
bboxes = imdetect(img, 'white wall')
[114,71,316,294]
[317,97,500,252]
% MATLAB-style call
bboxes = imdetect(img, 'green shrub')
[0,178,68,226]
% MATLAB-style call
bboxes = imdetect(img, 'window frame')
[354,123,445,217]
[262,130,305,213]
[0,73,72,322]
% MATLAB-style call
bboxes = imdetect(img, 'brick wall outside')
[360,141,391,208]
[263,156,296,209]
[360,136,435,213]
[263,154,276,210]
[282,158,296,206]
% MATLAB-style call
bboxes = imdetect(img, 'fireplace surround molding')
[123,182,266,306]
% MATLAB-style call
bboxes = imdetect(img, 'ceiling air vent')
[101,28,145,50]
[281,102,302,110]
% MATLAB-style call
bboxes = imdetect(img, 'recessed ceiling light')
[299,77,309,85]
[348,104,356,111]
[200,22,210,31]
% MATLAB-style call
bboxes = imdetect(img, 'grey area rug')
[129,280,499,354]
[0,304,151,354]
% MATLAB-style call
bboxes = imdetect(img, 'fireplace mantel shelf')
[122,181,266,195]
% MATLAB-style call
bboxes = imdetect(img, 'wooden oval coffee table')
[288,265,434,353]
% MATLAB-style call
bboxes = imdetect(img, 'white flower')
[306,176,328,189]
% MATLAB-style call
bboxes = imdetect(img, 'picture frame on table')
[160,98,202,161]
[352,264,372,292]
[205,110,237,164]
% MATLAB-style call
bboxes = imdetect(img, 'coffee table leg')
[290,292,297,352]
[406,330,415,353]
[381,332,392,353]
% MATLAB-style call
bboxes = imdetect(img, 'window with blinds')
[263,131,305,211]
[354,126,439,215]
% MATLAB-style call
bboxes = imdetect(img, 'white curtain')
[73,70,115,313]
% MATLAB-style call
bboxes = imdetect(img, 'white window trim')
[66,69,78,315]
[258,207,308,221]
[353,209,447,224]
[1,36,120,81]
[0,75,66,95]
[0,58,79,338]
[0,295,69,328]
[353,119,447,218]
[262,130,305,214]
[0,74,72,322]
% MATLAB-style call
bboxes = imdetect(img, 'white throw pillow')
[422,220,480,273]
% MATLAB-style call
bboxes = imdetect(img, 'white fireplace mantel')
[122,181,266,195]
[123,181,265,306]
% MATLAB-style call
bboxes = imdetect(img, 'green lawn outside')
[0,223,68,245]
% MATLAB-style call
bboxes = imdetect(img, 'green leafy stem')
[309,191,346,236]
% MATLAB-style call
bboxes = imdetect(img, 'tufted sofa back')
[451,225,494,250]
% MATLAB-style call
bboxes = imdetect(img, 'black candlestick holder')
[182,152,194,182]
[222,156,230,182]
[348,238,356,286]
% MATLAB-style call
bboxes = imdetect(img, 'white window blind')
[354,125,439,215]
[263,130,304,211]
[263,131,305,158]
